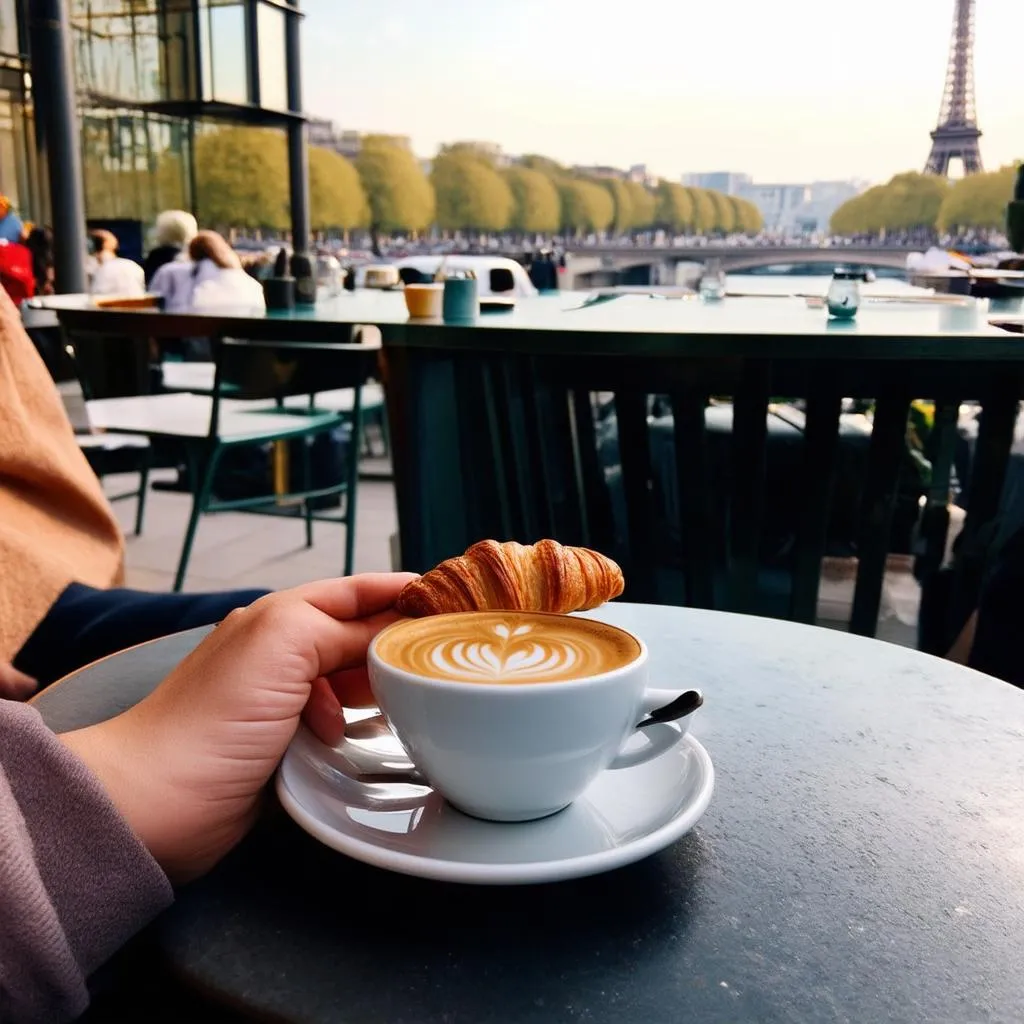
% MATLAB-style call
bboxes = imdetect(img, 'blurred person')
[0,236,36,303]
[24,225,55,296]
[87,229,145,297]
[149,230,265,313]
[0,285,268,697]
[946,525,1024,689]
[0,571,414,1023]
[0,193,25,243]
[143,209,198,285]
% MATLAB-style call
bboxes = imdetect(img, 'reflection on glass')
[71,1,161,104]
[0,0,18,55]
[80,112,191,221]
[200,0,249,105]
[256,2,288,110]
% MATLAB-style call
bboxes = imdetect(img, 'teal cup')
[442,277,478,323]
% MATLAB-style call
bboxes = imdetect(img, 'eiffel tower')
[924,0,983,176]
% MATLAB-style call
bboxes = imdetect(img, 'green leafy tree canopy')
[356,136,435,236]
[309,146,370,232]
[432,150,514,233]
[560,178,614,235]
[504,165,561,234]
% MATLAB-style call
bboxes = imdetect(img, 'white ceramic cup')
[368,615,683,822]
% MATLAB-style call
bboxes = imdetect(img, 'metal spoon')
[636,689,704,729]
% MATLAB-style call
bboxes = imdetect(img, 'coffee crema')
[375,612,641,684]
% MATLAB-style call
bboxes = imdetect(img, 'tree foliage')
[626,181,656,231]
[356,136,435,234]
[654,182,694,232]
[707,190,736,234]
[432,150,513,232]
[559,179,614,234]
[504,165,561,234]
[831,171,955,235]
[734,197,764,234]
[193,127,288,230]
[603,178,634,235]
[687,188,716,234]
[938,164,1019,231]
[519,154,568,179]
[308,146,370,231]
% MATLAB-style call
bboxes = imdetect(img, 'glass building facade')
[0,2,41,221]
[10,0,303,234]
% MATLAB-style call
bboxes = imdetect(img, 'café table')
[33,602,1024,1023]
[44,290,1024,635]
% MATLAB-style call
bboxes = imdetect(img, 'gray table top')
[32,603,1024,1023]
[44,290,1024,360]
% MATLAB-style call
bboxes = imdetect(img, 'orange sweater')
[0,289,124,661]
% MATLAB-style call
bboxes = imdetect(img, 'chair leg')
[343,415,362,578]
[133,448,152,536]
[302,437,314,549]
[173,445,220,593]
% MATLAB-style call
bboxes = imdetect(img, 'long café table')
[48,290,1024,635]
[32,602,1024,1022]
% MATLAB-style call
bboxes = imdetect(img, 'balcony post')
[27,0,87,293]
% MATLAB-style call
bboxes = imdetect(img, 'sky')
[300,0,1023,187]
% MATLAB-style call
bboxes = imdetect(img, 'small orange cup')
[404,282,444,319]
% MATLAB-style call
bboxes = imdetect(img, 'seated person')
[0,285,265,696]
[150,230,265,314]
[0,571,414,1022]
[143,209,198,285]
[87,229,145,297]
[947,525,1024,688]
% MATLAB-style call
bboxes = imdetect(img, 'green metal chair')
[83,336,380,590]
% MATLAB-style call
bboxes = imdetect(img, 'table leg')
[850,392,912,636]
[273,440,289,504]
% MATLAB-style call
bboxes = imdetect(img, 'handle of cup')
[607,689,697,772]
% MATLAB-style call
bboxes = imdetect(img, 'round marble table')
[33,604,1024,1023]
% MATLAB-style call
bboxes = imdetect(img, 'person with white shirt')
[87,229,145,297]
[149,230,265,312]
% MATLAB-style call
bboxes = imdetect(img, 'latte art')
[376,612,640,684]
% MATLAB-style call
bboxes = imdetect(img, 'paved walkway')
[103,465,398,594]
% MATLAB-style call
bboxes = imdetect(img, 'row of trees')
[84,126,762,240]
[830,166,1020,237]
[81,125,765,240]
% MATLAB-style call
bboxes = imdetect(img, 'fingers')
[324,665,375,708]
[303,675,345,746]
[291,573,419,623]
[0,662,38,701]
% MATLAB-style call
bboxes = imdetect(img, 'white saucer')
[276,714,714,885]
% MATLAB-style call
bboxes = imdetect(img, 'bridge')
[556,245,918,289]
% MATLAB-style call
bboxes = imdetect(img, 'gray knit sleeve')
[0,701,172,1023]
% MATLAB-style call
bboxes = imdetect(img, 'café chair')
[77,337,379,590]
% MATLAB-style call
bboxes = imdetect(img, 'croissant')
[397,539,624,617]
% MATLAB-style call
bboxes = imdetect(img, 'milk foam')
[378,613,639,684]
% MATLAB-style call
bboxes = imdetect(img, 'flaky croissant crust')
[396,539,625,617]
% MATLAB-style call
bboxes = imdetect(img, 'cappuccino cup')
[368,611,686,822]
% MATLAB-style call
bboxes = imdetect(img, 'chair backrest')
[214,337,380,402]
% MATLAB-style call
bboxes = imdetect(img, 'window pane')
[0,0,18,55]
[81,111,191,222]
[70,1,161,104]
[200,0,249,105]
[256,3,288,111]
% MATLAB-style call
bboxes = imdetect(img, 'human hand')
[59,573,416,883]
[0,661,37,701]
